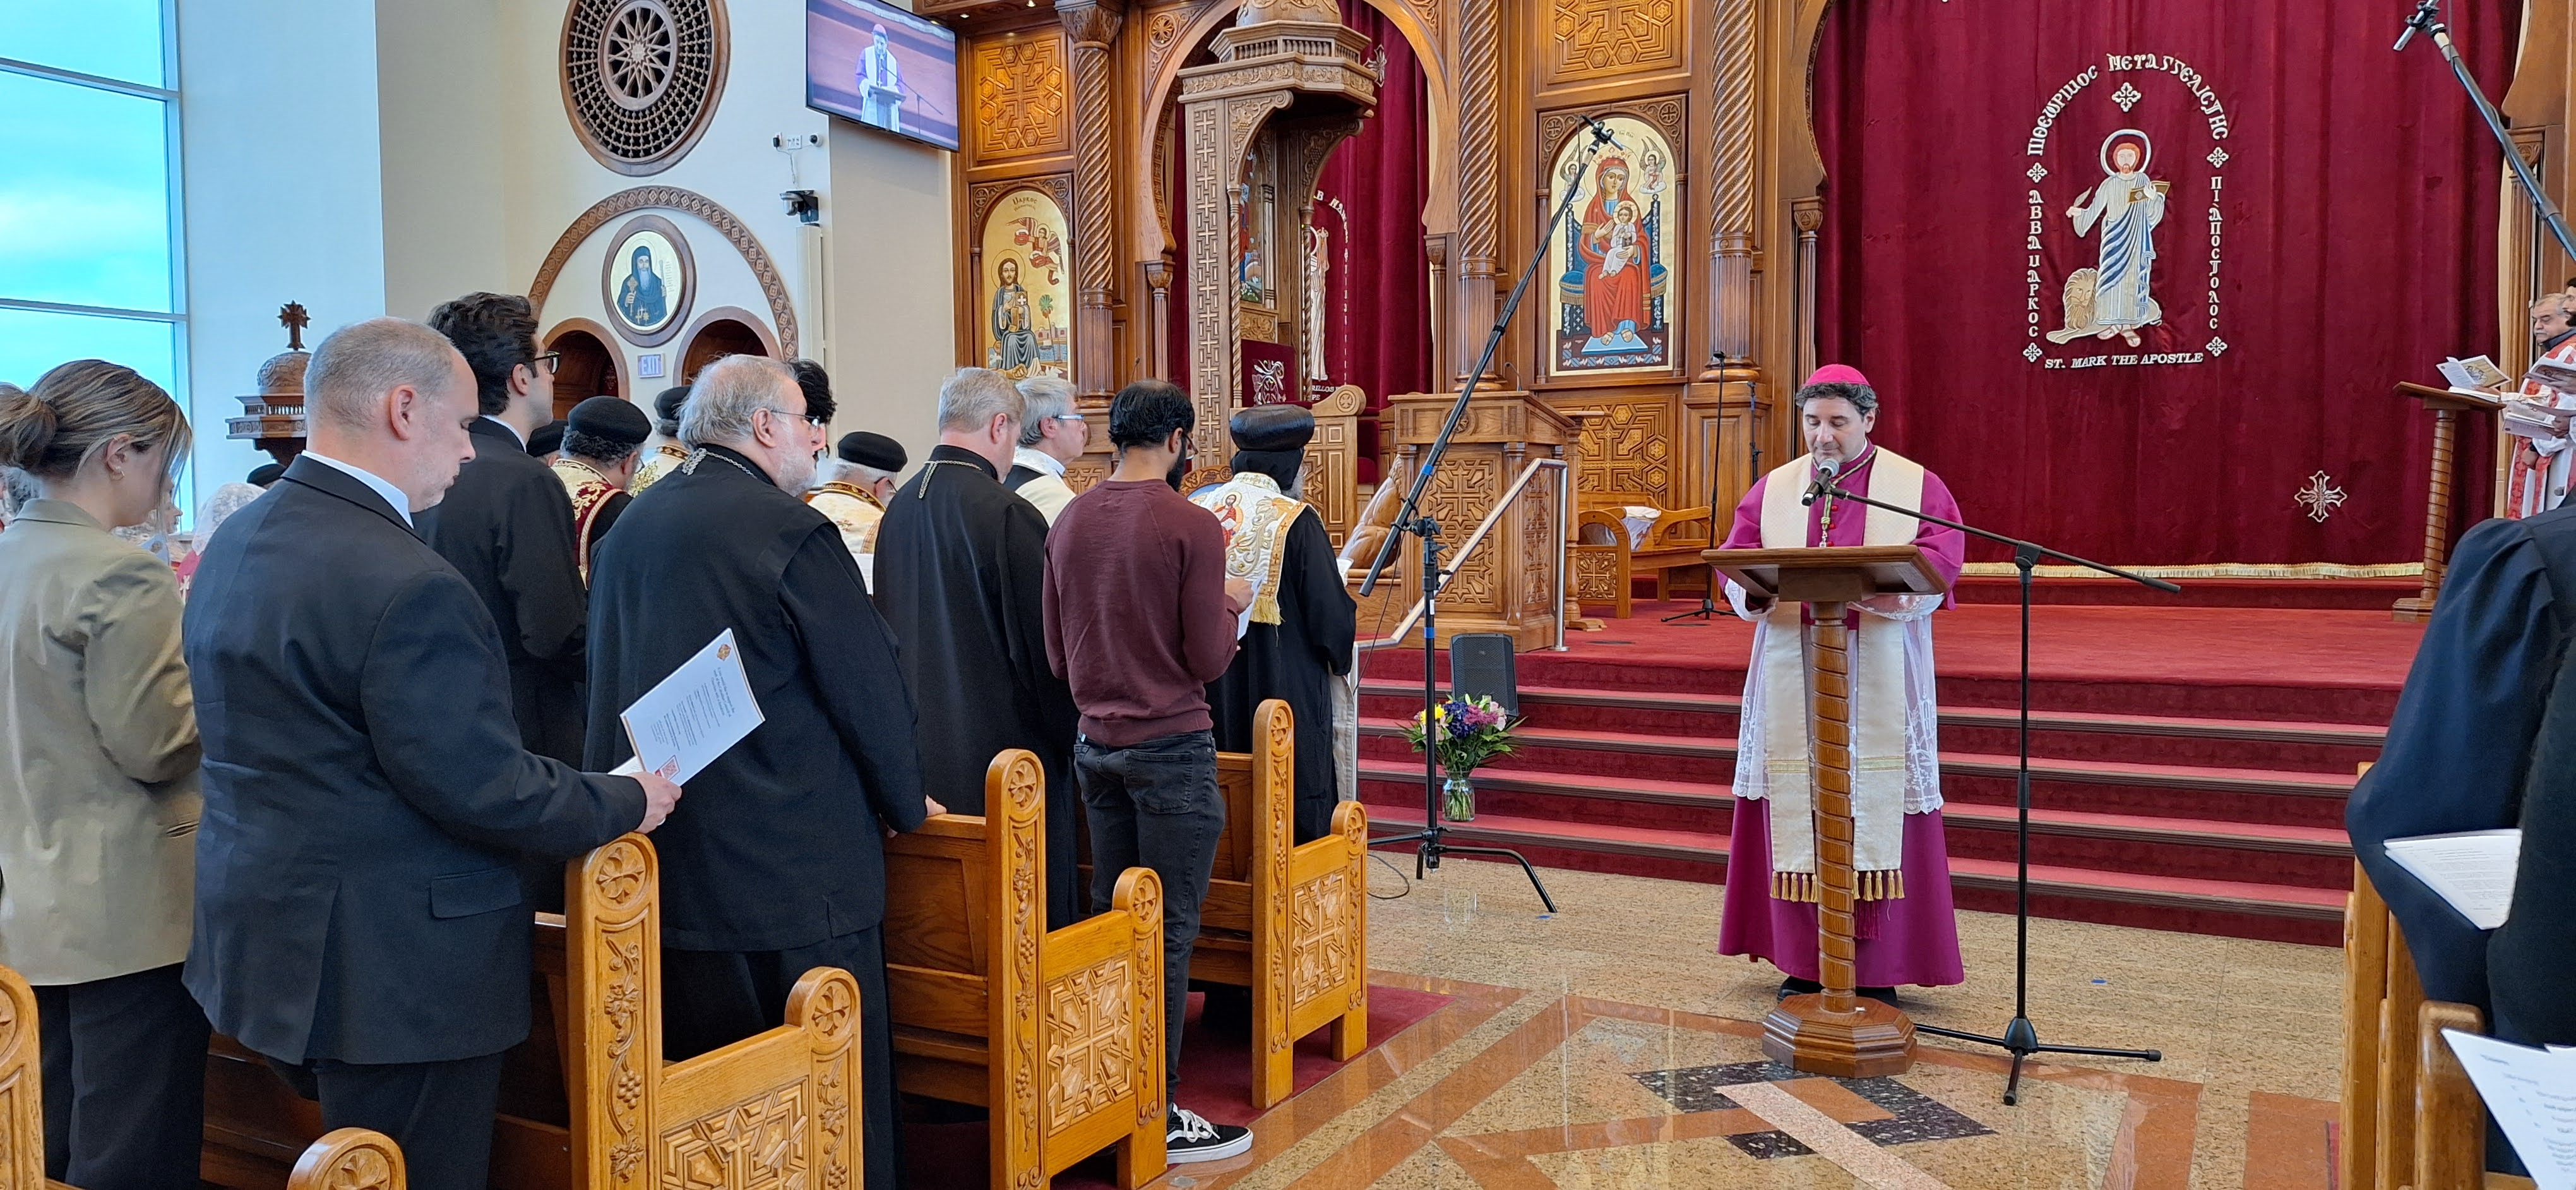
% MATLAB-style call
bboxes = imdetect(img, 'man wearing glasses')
[424,292,592,775]
[1005,374,1088,525]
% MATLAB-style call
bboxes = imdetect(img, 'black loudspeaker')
[1448,633,1519,718]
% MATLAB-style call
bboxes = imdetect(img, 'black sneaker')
[1166,1105,1253,1163]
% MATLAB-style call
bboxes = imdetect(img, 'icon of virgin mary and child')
[1571,155,1659,354]
[616,244,669,329]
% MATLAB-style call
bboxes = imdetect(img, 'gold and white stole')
[1191,472,1307,625]
[1753,448,1925,903]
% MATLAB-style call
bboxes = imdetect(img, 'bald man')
[182,318,679,1190]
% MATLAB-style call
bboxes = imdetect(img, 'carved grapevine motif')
[1265,706,1294,1054]
[974,38,1071,159]
[604,930,650,1185]
[1128,870,1165,1127]
[1005,755,1042,1190]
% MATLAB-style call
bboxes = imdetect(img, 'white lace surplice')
[1724,581,1943,815]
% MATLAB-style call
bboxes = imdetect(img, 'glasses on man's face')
[532,351,562,376]
[1050,414,1087,426]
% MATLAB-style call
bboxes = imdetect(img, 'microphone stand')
[1808,476,2177,1105]
[2397,0,2576,261]
[1357,118,1628,914]
[1662,360,1743,623]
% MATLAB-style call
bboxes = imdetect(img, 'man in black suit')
[585,354,933,1190]
[422,292,590,763]
[183,317,681,1190]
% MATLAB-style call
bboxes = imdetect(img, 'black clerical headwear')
[1229,404,1316,453]
[837,431,907,472]
[246,462,285,488]
[652,385,691,435]
[568,395,652,450]
[527,419,568,457]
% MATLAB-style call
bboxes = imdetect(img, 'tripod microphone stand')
[1806,476,2177,1104]
[1357,117,1631,914]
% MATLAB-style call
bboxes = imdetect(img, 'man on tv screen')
[856,23,903,132]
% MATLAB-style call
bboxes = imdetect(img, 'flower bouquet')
[1402,694,1520,822]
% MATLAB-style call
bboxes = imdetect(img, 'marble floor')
[1174,858,2344,1190]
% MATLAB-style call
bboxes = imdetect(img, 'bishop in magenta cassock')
[1715,364,1966,1001]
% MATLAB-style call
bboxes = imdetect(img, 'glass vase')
[1441,774,1476,822]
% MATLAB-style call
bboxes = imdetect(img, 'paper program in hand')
[617,629,765,786]
[2444,1030,2576,1189]
[2383,829,2520,930]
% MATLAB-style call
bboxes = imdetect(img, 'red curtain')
[1815,0,2513,568]
[1166,0,1432,479]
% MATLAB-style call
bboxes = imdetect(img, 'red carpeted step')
[1357,761,2354,889]
[1361,808,2345,946]
[1361,682,2384,774]
[1357,718,2356,826]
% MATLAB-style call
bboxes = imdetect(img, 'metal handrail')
[1369,456,1571,649]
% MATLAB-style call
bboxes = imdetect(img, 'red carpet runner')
[1358,602,2424,946]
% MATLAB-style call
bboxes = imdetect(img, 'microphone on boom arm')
[1578,113,1630,151]
[1801,457,1840,508]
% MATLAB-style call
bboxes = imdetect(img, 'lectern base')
[1761,994,1917,1078]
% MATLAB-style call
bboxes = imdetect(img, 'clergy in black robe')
[873,366,1083,927]
[583,356,927,1190]
[2349,507,2576,1016]
[423,293,590,764]
[1195,406,1357,842]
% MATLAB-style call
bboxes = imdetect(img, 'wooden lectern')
[2392,382,2505,623]
[1707,543,1952,1078]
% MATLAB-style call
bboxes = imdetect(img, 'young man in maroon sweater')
[1042,379,1254,1163]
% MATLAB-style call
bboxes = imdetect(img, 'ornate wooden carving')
[1061,2,1125,399]
[1388,388,1572,648]
[559,0,730,177]
[1547,0,1682,81]
[973,35,1073,160]
[969,174,1076,234]
[1455,0,1500,287]
[289,1129,407,1190]
[1305,383,1366,544]
[656,1085,808,1190]
[529,186,799,358]
[0,963,36,1190]
[1568,399,1676,505]
[1190,701,1371,1108]
[569,836,863,1190]
[1707,0,1757,366]
[883,752,1167,1188]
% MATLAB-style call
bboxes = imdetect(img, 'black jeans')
[1075,728,1223,1090]
[37,963,210,1190]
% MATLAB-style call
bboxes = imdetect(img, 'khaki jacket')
[0,500,201,983]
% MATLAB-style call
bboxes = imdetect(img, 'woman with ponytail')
[0,359,208,1189]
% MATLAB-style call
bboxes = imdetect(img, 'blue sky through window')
[0,71,175,313]
[0,0,167,87]
[0,307,177,392]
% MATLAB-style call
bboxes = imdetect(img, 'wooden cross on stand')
[278,301,310,351]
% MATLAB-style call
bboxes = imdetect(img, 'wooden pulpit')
[1707,543,1952,1078]
[2393,382,2504,623]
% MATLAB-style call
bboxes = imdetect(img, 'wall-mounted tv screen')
[806,0,960,152]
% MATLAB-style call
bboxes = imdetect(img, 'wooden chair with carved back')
[0,962,411,1190]
[2342,859,2488,1190]
[880,750,1168,1190]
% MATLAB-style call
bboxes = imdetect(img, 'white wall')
[176,0,960,505]
[825,118,955,469]
[178,0,392,508]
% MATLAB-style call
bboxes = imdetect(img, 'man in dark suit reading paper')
[182,318,681,1190]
